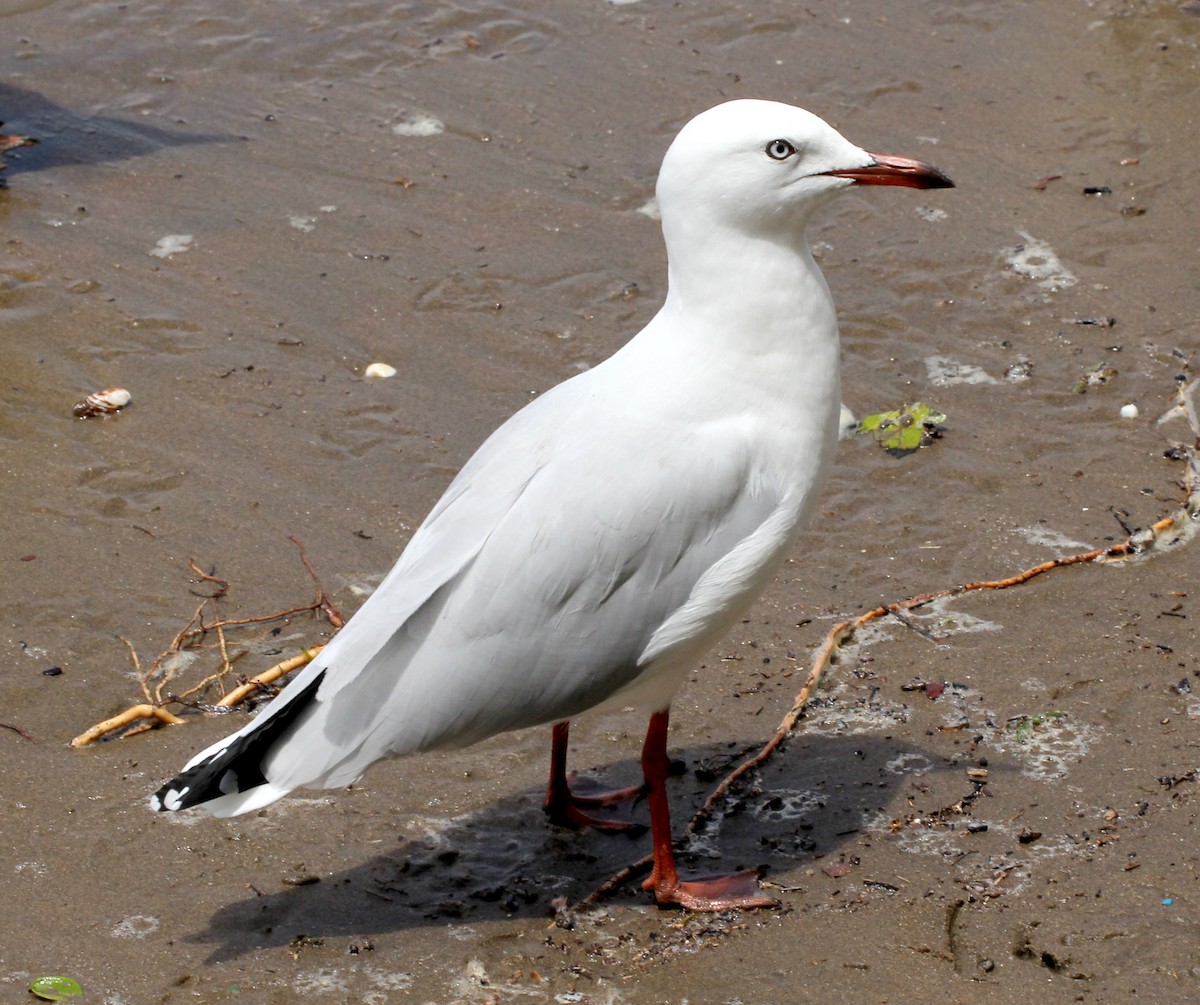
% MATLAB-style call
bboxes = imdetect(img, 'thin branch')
[187,558,230,599]
[290,536,345,629]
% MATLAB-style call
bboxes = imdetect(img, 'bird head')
[656,99,953,239]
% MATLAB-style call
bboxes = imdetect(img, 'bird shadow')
[187,733,924,963]
[0,81,231,178]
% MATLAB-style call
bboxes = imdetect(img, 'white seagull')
[152,99,952,911]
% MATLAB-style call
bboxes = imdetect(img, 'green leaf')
[855,402,947,453]
[1009,711,1067,743]
[29,976,83,1001]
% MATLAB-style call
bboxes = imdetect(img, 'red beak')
[822,153,954,190]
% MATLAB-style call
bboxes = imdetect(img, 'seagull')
[151,99,952,911]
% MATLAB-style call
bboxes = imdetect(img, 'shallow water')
[2,1,1198,1002]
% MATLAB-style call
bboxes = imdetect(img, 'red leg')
[639,709,777,911]
[543,720,645,832]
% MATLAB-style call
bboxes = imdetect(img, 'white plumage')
[152,99,951,910]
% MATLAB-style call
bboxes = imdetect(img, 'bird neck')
[658,221,839,363]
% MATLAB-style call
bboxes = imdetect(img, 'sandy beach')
[1,1,1197,1002]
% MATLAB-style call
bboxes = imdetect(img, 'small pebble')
[364,362,397,379]
[1119,403,1139,419]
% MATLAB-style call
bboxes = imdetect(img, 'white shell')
[1119,402,1139,419]
[73,387,132,418]
[364,362,397,380]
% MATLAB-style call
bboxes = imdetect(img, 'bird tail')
[149,669,326,817]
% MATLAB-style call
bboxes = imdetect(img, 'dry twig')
[71,539,342,747]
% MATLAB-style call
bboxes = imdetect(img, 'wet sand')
[2,1,1198,1002]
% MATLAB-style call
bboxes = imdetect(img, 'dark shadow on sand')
[186,733,936,963]
[0,81,232,179]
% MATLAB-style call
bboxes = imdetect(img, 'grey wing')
[169,389,557,782]
[262,407,785,792]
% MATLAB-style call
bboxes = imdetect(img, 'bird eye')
[765,139,797,161]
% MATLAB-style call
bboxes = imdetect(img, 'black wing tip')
[148,668,326,813]
[150,756,219,812]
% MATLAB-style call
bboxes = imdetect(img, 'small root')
[70,705,185,748]
[73,542,339,748]
[216,647,326,708]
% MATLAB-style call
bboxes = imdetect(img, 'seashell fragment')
[391,113,444,137]
[363,362,397,379]
[73,387,132,418]
[149,234,194,258]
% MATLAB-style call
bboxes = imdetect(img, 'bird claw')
[544,774,647,833]
[643,869,778,911]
